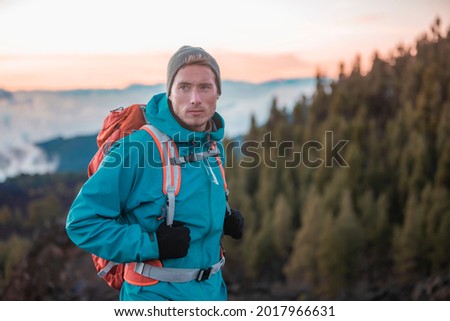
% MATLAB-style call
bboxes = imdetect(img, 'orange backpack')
[88,104,147,290]
[88,104,147,178]
[88,104,229,290]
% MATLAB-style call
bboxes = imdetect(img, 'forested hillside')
[222,17,450,300]
[0,19,449,300]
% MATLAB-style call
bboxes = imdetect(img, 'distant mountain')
[37,135,97,174]
[0,78,318,181]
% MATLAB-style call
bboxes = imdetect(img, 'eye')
[200,84,212,91]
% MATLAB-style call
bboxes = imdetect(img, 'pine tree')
[435,101,450,189]
[272,193,294,260]
[317,190,365,298]
[392,192,428,283]
[423,186,450,272]
[283,186,324,287]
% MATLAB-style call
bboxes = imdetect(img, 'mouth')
[188,109,205,115]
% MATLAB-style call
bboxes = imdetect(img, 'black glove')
[224,208,244,239]
[156,221,191,259]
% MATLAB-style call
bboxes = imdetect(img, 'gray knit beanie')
[166,45,221,96]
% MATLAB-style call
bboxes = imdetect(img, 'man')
[66,46,244,300]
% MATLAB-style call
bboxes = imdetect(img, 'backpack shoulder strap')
[141,124,181,226]
[141,124,230,220]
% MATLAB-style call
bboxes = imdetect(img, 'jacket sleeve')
[65,137,160,262]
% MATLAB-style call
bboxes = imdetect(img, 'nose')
[190,88,201,105]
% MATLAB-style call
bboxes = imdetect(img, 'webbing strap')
[170,149,221,165]
[163,140,180,225]
[132,256,225,283]
[142,125,181,226]
[166,185,176,226]
[97,261,120,278]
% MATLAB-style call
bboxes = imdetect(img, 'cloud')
[0,142,59,183]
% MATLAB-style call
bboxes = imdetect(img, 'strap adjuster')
[197,267,212,281]
[187,153,199,162]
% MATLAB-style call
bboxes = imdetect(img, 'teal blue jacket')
[66,93,228,300]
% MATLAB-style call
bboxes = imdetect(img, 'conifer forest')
[0,19,449,300]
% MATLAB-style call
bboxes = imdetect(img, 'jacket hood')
[145,93,225,143]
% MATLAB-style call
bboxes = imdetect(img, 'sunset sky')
[1,0,449,91]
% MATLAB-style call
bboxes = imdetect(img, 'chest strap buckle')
[197,267,213,281]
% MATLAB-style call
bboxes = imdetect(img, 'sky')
[0,0,449,91]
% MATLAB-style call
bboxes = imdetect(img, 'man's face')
[169,64,219,132]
